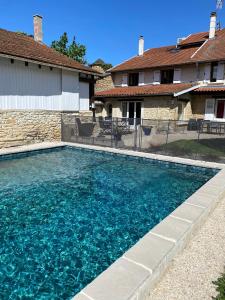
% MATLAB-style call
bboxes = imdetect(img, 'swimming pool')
[0,146,218,299]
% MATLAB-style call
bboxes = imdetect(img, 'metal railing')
[61,115,225,163]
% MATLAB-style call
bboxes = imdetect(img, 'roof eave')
[94,92,174,99]
[0,52,102,76]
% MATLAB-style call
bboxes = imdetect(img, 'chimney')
[138,35,144,56]
[209,12,217,39]
[33,15,43,43]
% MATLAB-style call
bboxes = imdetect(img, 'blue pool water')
[0,147,217,299]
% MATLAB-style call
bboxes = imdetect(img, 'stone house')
[0,15,100,148]
[94,12,225,122]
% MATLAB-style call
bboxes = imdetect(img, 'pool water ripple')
[0,147,217,299]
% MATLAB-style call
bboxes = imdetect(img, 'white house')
[0,15,100,112]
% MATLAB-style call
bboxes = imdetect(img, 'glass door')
[122,101,142,126]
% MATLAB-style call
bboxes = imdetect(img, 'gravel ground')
[149,196,225,300]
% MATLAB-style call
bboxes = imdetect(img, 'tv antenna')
[216,0,223,29]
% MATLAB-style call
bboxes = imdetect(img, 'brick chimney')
[209,12,217,39]
[138,35,144,56]
[33,15,43,43]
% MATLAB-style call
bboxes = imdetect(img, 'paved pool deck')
[148,192,225,300]
[1,142,224,300]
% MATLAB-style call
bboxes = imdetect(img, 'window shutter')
[204,64,211,82]
[153,70,160,84]
[173,68,181,83]
[205,98,215,120]
[217,63,224,82]
[139,72,145,86]
[122,74,128,86]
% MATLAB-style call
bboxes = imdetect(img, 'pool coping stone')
[1,142,225,300]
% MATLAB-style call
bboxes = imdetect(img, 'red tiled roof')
[95,83,194,98]
[179,31,208,45]
[0,29,99,74]
[191,29,225,62]
[110,45,199,72]
[110,29,225,72]
[193,85,225,93]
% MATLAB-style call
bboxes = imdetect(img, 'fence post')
[111,118,114,148]
[133,118,137,150]
[60,113,63,142]
[166,120,170,145]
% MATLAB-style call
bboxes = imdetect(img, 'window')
[128,73,139,86]
[216,100,225,119]
[210,62,218,82]
[122,102,128,118]
[160,69,174,84]
[107,104,112,118]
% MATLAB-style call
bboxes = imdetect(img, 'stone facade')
[92,65,114,92]
[97,95,206,121]
[191,95,206,119]
[0,110,65,149]
[142,97,177,120]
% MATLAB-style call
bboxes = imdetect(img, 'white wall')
[79,82,90,110]
[112,63,225,87]
[0,57,88,111]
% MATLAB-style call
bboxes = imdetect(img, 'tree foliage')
[51,32,86,64]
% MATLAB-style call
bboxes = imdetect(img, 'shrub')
[213,270,225,300]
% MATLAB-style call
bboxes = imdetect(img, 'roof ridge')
[0,27,99,74]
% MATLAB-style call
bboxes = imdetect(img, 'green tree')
[51,32,86,64]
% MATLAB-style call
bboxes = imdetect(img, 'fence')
[61,115,225,163]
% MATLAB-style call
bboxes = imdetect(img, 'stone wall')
[0,110,63,149]
[92,65,114,92]
[191,95,206,119]
[97,95,207,121]
[143,97,178,120]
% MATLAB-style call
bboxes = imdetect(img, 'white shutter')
[204,64,211,82]
[205,98,215,120]
[217,63,224,82]
[122,74,128,86]
[153,70,161,85]
[139,71,145,86]
[173,68,181,83]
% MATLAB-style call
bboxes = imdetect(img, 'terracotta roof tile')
[111,45,199,72]
[95,83,194,98]
[191,29,225,62]
[193,85,225,93]
[179,31,208,45]
[0,29,99,74]
[110,29,225,72]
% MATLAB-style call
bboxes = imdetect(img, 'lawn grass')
[153,138,225,161]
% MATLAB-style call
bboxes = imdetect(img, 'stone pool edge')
[0,142,224,300]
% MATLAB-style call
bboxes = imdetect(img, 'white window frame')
[121,101,142,127]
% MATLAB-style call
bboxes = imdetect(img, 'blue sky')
[0,0,224,66]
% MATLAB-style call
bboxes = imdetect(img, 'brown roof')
[110,29,225,72]
[191,29,225,62]
[179,31,208,45]
[0,29,99,74]
[193,85,225,93]
[95,83,194,98]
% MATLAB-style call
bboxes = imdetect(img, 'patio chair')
[75,118,95,137]
[187,119,197,131]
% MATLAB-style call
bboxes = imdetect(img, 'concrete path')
[149,195,225,300]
